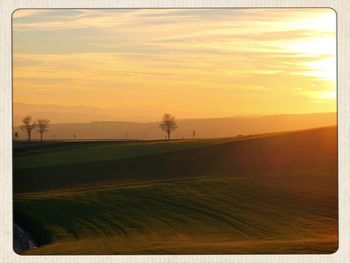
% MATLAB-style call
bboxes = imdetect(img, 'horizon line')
[12,111,337,126]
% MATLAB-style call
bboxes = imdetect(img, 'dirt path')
[13,223,37,251]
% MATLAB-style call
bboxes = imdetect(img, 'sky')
[13,8,336,122]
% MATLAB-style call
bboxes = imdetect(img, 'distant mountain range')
[13,108,336,140]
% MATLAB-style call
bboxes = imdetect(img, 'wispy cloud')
[13,8,336,119]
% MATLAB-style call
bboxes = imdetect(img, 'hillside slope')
[13,126,338,254]
[14,126,337,195]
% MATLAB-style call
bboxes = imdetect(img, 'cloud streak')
[13,8,336,121]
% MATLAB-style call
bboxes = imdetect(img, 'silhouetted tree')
[36,119,49,142]
[20,116,36,143]
[159,113,177,140]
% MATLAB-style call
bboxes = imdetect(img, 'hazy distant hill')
[13,103,120,125]
[13,112,336,140]
[13,103,177,125]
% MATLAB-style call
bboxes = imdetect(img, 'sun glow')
[304,56,337,82]
[287,11,336,82]
[317,90,337,100]
[287,37,336,80]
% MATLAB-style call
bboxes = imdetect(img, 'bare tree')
[36,119,50,142]
[20,116,36,143]
[159,113,177,140]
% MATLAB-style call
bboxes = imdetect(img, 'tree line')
[19,116,49,143]
[17,113,188,142]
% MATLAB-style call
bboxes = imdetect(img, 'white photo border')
[1,0,349,262]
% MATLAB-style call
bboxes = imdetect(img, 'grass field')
[13,126,338,254]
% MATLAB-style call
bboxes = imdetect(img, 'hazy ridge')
[13,111,336,140]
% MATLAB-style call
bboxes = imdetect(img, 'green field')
[13,126,338,254]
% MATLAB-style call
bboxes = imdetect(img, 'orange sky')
[13,8,336,122]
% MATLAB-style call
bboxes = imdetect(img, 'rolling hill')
[13,126,338,254]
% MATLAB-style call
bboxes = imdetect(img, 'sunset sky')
[13,8,336,122]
